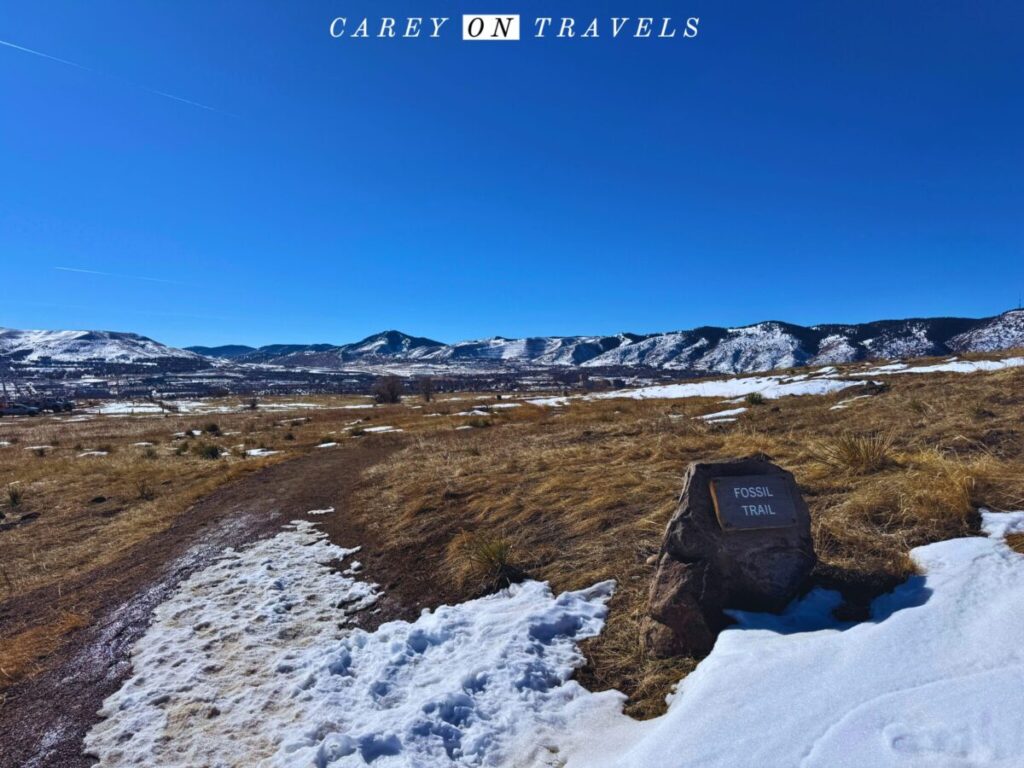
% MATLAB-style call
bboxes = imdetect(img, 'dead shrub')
[136,479,156,501]
[194,443,221,460]
[373,375,403,404]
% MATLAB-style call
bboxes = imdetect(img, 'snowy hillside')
[193,310,1024,375]
[948,309,1024,352]
[0,327,202,364]
[10,309,1024,378]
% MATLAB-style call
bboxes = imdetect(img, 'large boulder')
[644,457,816,657]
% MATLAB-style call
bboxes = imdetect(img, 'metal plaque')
[710,475,798,531]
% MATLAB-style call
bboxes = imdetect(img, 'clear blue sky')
[1,1,1021,347]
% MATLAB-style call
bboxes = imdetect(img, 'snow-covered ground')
[863,356,1024,376]
[530,374,866,406]
[553,511,1024,768]
[85,520,614,768]
[85,511,1024,768]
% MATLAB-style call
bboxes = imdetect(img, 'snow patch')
[306,507,335,516]
[530,375,865,407]
[551,510,1024,768]
[698,407,747,421]
[85,520,614,768]
[864,356,1024,376]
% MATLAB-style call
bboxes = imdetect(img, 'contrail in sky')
[55,267,186,285]
[0,38,231,116]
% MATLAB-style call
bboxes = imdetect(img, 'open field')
[3,355,1024,736]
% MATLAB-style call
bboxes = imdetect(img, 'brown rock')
[644,457,816,657]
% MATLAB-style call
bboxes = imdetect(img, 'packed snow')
[863,356,1024,376]
[246,448,282,457]
[84,520,614,768]
[529,374,866,407]
[829,394,875,411]
[306,507,335,516]
[550,510,1024,768]
[83,495,1024,768]
[697,407,747,421]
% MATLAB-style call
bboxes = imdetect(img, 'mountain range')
[186,310,1024,374]
[3,309,1023,377]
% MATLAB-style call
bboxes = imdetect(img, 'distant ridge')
[184,309,1024,375]
[4,310,1023,377]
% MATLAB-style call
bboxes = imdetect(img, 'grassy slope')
[3,359,1024,718]
[352,363,1024,716]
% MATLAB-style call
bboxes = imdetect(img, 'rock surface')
[644,457,816,657]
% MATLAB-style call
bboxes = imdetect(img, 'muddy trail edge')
[0,436,449,768]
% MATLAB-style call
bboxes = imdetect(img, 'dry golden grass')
[446,530,522,593]
[0,395,452,603]
[352,363,1024,716]
[813,432,895,474]
[5,362,1024,719]
[0,394,448,697]
[0,612,89,690]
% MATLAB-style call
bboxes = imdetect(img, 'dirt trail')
[0,438,419,768]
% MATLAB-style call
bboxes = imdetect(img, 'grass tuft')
[194,443,222,460]
[446,530,524,593]
[814,432,894,475]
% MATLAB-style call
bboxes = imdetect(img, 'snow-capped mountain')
[183,310,1024,375]
[0,328,203,365]
[7,309,1024,379]
[948,309,1024,352]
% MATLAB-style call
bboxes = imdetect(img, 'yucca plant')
[447,530,524,594]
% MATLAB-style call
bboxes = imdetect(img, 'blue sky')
[1,1,1022,347]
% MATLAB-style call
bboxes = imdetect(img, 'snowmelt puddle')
[85,520,614,767]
